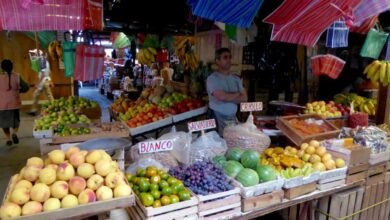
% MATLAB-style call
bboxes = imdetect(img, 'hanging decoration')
[263,0,360,47]
[360,24,389,59]
[111,32,131,49]
[310,54,346,79]
[326,20,349,48]
[353,0,390,26]
[0,0,103,31]
[74,44,105,81]
[188,0,264,28]
[214,22,257,46]
[350,15,378,35]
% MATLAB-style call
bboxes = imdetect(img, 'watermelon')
[240,150,260,169]
[226,147,244,161]
[236,168,259,187]
[223,160,244,178]
[256,165,277,183]
[212,155,227,167]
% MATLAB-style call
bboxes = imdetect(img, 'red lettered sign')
[138,140,174,154]
[240,102,263,112]
[187,119,216,132]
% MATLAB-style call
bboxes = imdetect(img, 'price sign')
[138,140,174,154]
[188,119,216,132]
[240,102,263,112]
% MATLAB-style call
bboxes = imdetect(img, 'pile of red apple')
[166,98,205,115]
[0,147,131,219]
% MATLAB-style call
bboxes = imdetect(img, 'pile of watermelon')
[213,148,277,187]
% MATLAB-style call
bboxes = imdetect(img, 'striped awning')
[189,0,264,28]
[353,0,390,26]
[263,0,361,47]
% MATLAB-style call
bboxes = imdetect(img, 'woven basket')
[170,80,189,94]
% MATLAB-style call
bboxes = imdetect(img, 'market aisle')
[79,86,112,122]
[0,111,40,200]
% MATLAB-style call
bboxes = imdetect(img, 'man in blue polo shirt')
[207,48,247,136]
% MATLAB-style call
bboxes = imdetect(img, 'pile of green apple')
[157,92,188,109]
[34,112,91,131]
[41,97,98,114]
[54,125,91,137]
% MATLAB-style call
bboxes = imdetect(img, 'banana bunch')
[136,47,157,66]
[364,60,390,85]
[174,36,199,71]
[48,40,63,61]
[280,164,314,179]
[357,99,377,116]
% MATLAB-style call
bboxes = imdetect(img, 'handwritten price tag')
[138,140,174,154]
[188,119,216,132]
[240,102,263,112]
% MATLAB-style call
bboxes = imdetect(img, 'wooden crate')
[284,182,317,200]
[241,190,284,212]
[81,105,102,119]
[369,151,390,165]
[366,163,387,186]
[346,171,368,185]
[127,195,198,220]
[280,202,312,220]
[276,114,340,146]
[318,176,346,191]
[196,187,241,220]
[326,146,370,167]
[2,176,135,220]
[316,187,364,220]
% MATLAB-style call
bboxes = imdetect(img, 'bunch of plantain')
[280,164,315,179]
[136,47,157,66]
[364,60,390,85]
[174,36,199,71]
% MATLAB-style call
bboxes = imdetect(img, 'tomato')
[150,190,161,200]
[161,186,172,196]
[149,183,159,191]
[152,200,162,208]
[140,193,154,207]
[131,176,139,184]
[150,175,161,184]
[172,182,184,194]
[136,168,146,177]
[160,195,171,206]
[125,173,132,182]
[167,177,178,186]
[178,190,191,201]
[138,180,150,192]
[146,167,158,178]
[170,195,180,204]
[159,180,169,190]
[158,170,169,180]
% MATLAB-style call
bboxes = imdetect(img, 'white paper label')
[240,102,263,112]
[138,140,174,154]
[188,119,216,132]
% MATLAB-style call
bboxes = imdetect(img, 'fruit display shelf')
[2,175,135,220]
[172,106,208,123]
[125,116,173,136]
[233,176,284,199]
[51,122,129,145]
[127,194,198,220]
[276,114,341,146]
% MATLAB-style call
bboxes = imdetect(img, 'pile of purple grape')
[169,160,234,195]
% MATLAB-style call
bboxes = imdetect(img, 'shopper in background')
[206,48,247,136]
[0,59,28,146]
[29,55,54,116]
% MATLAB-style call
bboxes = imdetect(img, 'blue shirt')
[207,72,244,116]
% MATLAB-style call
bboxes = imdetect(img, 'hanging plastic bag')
[326,20,349,48]
[159,130,192,165]
[74,44,105,81]
[360,25,389,59]
[112,33,130,49]
[350,15,378,35]
[189,131,227,164]
[63,41,77,77]
[223,114,270,153]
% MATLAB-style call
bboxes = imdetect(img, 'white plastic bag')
[189,130,227,164]
[223,114,271,153]
[159,130,192,165]
[126,158,166,175]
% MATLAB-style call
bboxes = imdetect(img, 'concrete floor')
[0,87,112,200]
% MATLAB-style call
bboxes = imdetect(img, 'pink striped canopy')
[263,0,361,47]
[0,0,86,31]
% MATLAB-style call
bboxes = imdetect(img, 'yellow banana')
[368,61,382,81]
[386,62,390,86]
[147,47,157,55]
[364,62,375,74]
[379,61,387,83]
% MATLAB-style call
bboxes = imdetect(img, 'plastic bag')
[360,26,389,59]
[326,20,349,48]
[159,130,192,165]
[126,158,166,175]
[223,114,271,153]
[189,130,227,164]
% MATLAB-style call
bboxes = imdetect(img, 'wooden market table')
[233,181,364,220]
